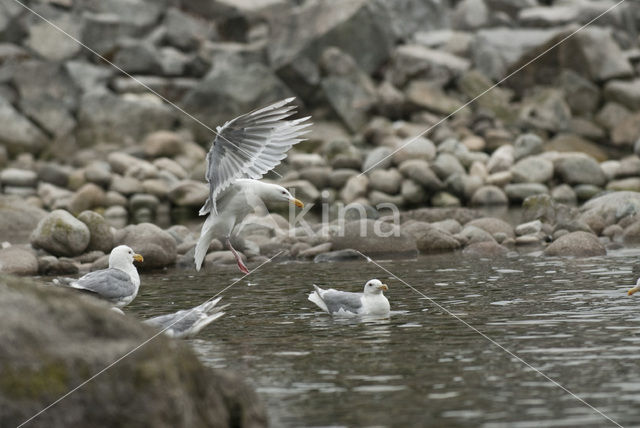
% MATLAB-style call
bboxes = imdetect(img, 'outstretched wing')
[200,97,311,216]
[144,297,228,339]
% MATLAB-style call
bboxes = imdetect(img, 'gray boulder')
[467,217,514,238]
[0,246,38,275]
[0,275,267,428]
[544,231,606,257]
[76,91,176,146]
[462,241,509,257]
[470,185,508,206]
[329,219,417,258]
[31,210,90,257]
[115,223,177,270]
[411,224,461,253]
[505,183,549,202]
[398,159,443,192]
[369,169,402,195]
[511,156,553,183]
[0,196,47,243]
[554,155,606,186]
[363,146,393,172]
[0,95,47,156]
[77,211,114,254]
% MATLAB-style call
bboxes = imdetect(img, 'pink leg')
[226,237,249,274]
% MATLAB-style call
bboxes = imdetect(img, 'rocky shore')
[0,274,267,428]
[2,0,640,275]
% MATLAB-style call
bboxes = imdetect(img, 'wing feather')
[201,98,312,215]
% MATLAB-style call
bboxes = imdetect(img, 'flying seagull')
[308,279,390,317]
[53,245,143,308]
[195,97,310,272]
[144,297,228,339]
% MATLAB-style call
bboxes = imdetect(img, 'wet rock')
[622,221,640,245]
[0,246,38,275]
[413,224,461,253]
[31,210,90,257]
[0,275,267,428]
[459,225,496,244]
[544,231,606,257]
[329,219,417,258]
[505,183,549,202]
[38,255,80,276]
[515,220,542,236]
[470,185,508,206]
[314,248,361,263]
[205,250,246,267]
[115,223,177,270]
[554,155,606,186]
[467,217,514,238]
[401,207,479,225]
[462,241,509,257]
[511,156,553,183]
[77,211,114,254]
[398,160,443,192]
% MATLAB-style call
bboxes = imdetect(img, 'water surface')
[129,250,640,427]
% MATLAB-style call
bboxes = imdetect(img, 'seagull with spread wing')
[195,98,310,272]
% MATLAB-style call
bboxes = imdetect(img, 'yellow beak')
[378,284,388,291]
[291,198,304,208]
[133,254,144,263]
[628,287,639,296]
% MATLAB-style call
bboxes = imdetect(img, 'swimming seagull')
[53,245,143,308]
[144,297,229,339]
[195,97,310,272]
[308,279,390,317]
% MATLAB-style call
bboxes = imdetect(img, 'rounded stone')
[77,210,114,253]
[0,246,38,275]
[470,185,508,206]
[30,209,90,257]
[544,231,606,257]
[68,183,106,215]
[115,223,177,269]
[511,156,554,183]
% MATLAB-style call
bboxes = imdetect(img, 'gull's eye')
[282,190,286,194]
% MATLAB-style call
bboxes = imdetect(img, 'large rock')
[398,159,443,192]
[0,275,267,428]
[268,0,395,96]
[0,247,38,275]
[76,91,176,146]
[388,43,470,87]
[410,223,461,253]
[30,210,90,257]
[0,196,47,243]
[168,180,209,207]
[77,210,114,254]
[320,47,377,132]
[506,27,633,95]
[0,95,47,156]
[329,219,417,258]
[182,62,293,141]
[554,154,606,186]
[369,169,402,195]
[470,185,508,206]
[115,223,177,270]
[511,156,553,183]
[466,217,514,238]
[471,27,560,80]
[544,231,606,257]
[579,191,640,231]
[25,12,82,61]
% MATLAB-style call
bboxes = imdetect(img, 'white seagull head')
[263,183,304,208]
[363,279,388,295]
[109,245,144,270]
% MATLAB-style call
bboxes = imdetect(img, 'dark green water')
[129,250,640,427]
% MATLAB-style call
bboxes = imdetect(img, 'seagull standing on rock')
[53,245,144,308]
[308,279,391,317]
[195,98,310,273]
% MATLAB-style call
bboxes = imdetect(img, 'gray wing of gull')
[200,97,311,216]
[58,268,134,304]
[320,290,363,314]
[144,298,227,339]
